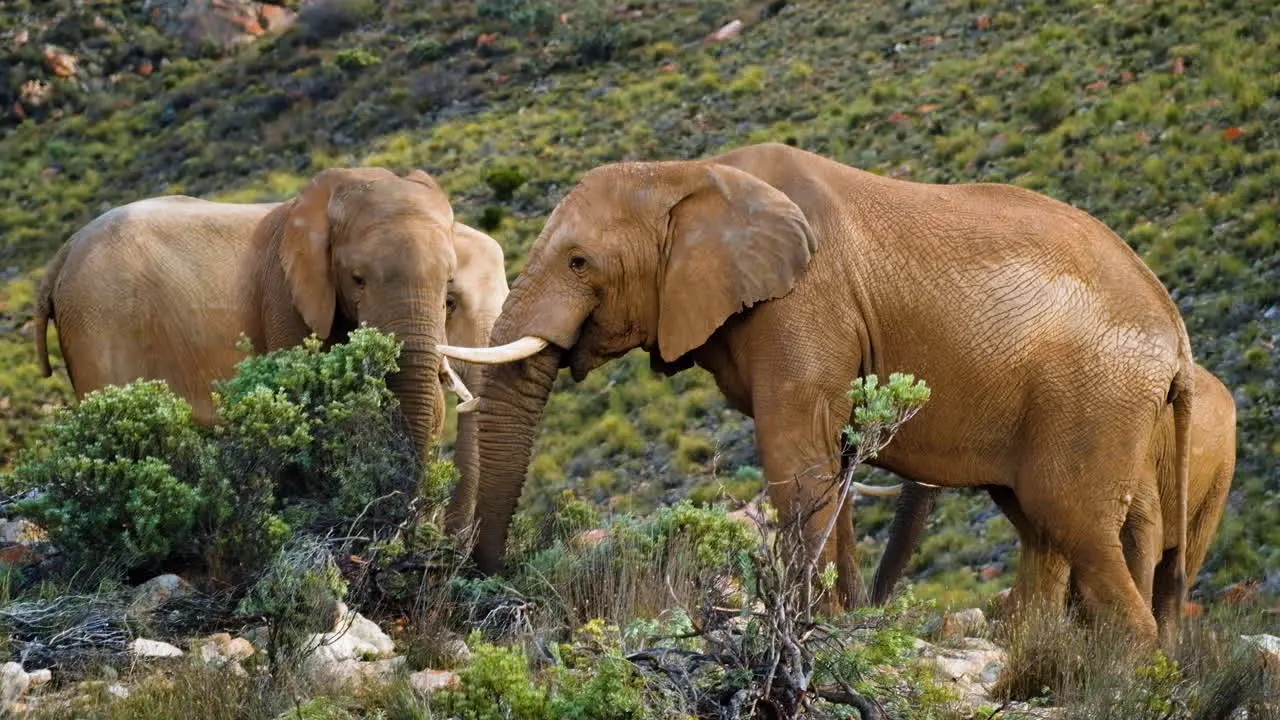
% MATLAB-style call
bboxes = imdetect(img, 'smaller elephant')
[870,363,1235,622]
[34,167,506,459]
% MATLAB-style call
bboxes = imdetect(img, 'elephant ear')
[657,164,818,363]
[278,169,371,338]
[402,168,445,194]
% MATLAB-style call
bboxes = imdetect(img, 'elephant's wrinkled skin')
[444,143,1194,647]
[34,167,502,459]
[871,363,1234,626]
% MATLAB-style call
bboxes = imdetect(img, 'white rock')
[107,682,130,699]
[917,638,1006,708]
[410,669,460,695]
[0,663,30,707]
[1242,634,1280,672]
[194,632,253,668]
[440,637,473,665]
[27,669,51,688]
[225,637,255,662]
[127,574,195,618]
[0,518,41,544]
[130,638,184,658]
[1242,634,1280,656]
[341,611,395,657]
[307,609,395,666]
[924,607,987,641]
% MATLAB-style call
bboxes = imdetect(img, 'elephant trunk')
[443,309,502,535]
[381,324,444,461]
[469,315,563,573]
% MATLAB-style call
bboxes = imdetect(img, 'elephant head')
[439,160,816,571]
[270,166,459,459]
[439,223,509,532]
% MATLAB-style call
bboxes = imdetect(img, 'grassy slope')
[0,0,1275,606]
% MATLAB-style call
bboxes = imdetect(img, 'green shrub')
[485,166,529,202]
[1025,81,1073,130]
[407,38,444,63]
[213,327,418,531]
[435,634,550,719]
[4,381,211,573]
[2,327,431,585]
[512,501,756,627]
[477,205,507,231]
[333,48,381,72]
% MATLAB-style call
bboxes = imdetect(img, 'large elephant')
[870,362,1234,622]
[34,167,507,460]
[441,142,1194,647]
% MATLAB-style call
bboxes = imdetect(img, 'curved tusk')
[439,357,475,407]
[852,481,904,498]
[456,397,480,413]
[437,336,549,365]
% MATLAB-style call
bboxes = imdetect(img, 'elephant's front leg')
[753,391,863,613]
[989,487,1070,620]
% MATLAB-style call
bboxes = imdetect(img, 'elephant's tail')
[1167,361,1195,628]
[33,241,72,378]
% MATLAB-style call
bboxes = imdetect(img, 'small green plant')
[485,166,529,202]
[333,48,381,72]
[407,38,444,63]
[477,205,507,231]
[435,633,550,718]
[1025,81,1073,130]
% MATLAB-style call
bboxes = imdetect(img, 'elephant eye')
[445,295,458,314]
[352,272,366,287]
[568,255,587,273]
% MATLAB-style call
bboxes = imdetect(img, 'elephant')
[869,362,1235,623]
[33,167,508,462]
[440,142,1194,648]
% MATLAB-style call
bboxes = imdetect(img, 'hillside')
[1,0,1277,616]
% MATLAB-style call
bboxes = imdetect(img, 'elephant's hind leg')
[1012,435,1160,646]
[1121,472,1163,609]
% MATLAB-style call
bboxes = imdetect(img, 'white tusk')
[456,397,479,413]
[440,357,475,407]
[437,336,549,365]
[852,481,904,498]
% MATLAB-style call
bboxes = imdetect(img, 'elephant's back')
[49,196,276,411]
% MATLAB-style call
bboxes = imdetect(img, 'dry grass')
[993,601,1279,719]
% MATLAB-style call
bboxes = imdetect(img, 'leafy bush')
[213,327,419,532]
[2,327,431,585]
[477,205,507,231]
[435,634,550,718]
[4,381,211,573]
[485,166,529,202]
[332,48,381,72]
